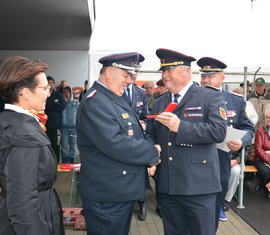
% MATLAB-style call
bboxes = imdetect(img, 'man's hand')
[148,166,157,176]
[155,112,180,133]
[230,159,238,167]
[266,182,270,192]
[227,140,242,152]
[149,159,161,167]
[155,144,162,153]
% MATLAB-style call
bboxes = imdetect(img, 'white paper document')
[216,127,247,152]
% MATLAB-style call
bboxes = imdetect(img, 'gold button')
[169,157,173,161]
[168,142,172,146]
[202,160,207,164]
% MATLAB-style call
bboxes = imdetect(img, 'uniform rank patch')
[219,107,227,120]
[128,129,134,136]
[227,110,236,118]
[87,90,97,99]
[122,113,129,119]
[136,101,143,107]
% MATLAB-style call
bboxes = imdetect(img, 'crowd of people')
[0,51,270,235]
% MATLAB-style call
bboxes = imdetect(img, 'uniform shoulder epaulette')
[205,85,220,91]
[87,90,97,99]
[230,91,244,98]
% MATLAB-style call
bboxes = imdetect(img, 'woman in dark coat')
[254,108,270,199]
[0,56,65,235]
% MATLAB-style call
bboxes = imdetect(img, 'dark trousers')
[46,128,60,163]
[83,199,135,235]
[254,160,270,185]
[215,154,231,230]
[159,193,216,235]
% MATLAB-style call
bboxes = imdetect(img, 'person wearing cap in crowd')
[146,48,227,235]
[247,77,270,131]
[45,76,66,163]
[197,57,254,229]
[76,52,161,235]
[240,80,252,95]
[122,53,149,221]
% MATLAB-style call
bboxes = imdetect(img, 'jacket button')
[202,160,207,164]
[168,142,172,146]
[168,157,173,161]
[123,171,127,175]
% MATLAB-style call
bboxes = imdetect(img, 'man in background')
[45,76,66,162]
[248,77,270,131]
[197,57,254,229]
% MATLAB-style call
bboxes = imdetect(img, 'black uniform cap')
[197,57,227,75]
[156,48,196,71]
[99,52,141,74]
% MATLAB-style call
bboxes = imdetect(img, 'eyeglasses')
[36,85,51,91]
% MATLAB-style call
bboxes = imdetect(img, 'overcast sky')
[90,0,270,71]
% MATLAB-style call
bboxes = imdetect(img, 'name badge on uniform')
[227,110,236,118]
[54,99,59,103]
[122,113,129,119]
[136,101,143,107]
[183,113,203,117]
[185,106,202,111]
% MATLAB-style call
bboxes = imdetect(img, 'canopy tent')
[89,0,270,84]
[88,0,270,208]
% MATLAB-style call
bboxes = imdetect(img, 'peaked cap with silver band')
[156,48,196,71]
[197,57,227,75]
[99,52,142,74]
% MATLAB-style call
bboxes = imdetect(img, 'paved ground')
[56,171,259,235]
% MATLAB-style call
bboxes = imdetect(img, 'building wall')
[0,50,89,89]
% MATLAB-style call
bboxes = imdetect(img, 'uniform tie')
[173,94,180,104]
[126,87,132,105]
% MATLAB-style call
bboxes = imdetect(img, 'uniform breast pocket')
[191,154,213,164]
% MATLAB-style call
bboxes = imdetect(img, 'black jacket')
[0,110,64,235]
[0,97,5,112]
[45,90,66,129]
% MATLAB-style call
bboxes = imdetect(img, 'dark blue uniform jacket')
[218,91,254,182]
[76,81,159,202]
[147,82,227,195]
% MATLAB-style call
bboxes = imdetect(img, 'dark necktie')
[173,94,180,104]
[126,87,132,105]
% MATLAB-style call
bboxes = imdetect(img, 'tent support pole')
[237,66,248,209]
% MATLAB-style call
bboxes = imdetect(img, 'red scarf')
[28,110,48,131]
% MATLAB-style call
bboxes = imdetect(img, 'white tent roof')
[89,0,270,83]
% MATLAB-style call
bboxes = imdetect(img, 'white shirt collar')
[172,80,193,102]
[5,104,38,122]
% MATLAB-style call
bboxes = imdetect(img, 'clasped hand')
[148,144,162,176]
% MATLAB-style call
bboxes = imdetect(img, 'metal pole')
[237,66,248,209]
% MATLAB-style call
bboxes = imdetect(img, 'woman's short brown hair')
[0,56,48,103]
